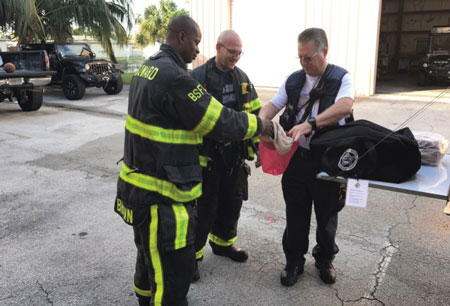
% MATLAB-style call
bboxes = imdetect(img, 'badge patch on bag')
[338,148,359,171]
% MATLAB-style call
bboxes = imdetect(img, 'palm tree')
[135,0,188,48]
[0,0,134,63]
[0,0,45,42]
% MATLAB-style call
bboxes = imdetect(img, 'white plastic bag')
[412,131,449,166]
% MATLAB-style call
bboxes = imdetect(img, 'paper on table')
[345,178,369,208]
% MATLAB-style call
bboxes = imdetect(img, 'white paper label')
[345,178,369,208]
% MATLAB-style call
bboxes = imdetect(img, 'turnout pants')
[194,156,248,259]
[281,148,341,266]
[133,202,196,306]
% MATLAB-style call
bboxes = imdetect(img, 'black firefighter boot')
[210,242,249,262]
[137,296,151,306]
[191,260,200,283]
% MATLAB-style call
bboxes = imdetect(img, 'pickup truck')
[22,43,123,100]
[0,50,55,111]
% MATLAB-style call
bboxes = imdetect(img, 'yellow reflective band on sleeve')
[199,155,209,167]
[243,98,262,113]
[244,113,258,140]
[196,247,205,260]
[120,163,202,203]
[150,205,163,306]
[209,233,237,247]
[252,136,260,144]
[133,281,152,298]
[172,204,189,250]
[192,97,223,135]
[126,115,202,145]
[248,146,254,159]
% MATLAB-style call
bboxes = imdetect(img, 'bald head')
[217,30,241,46]
[166,15,201,64]
[215,30,243,72]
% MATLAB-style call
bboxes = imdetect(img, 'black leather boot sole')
[315,261,336,284]
[191,261,200,283]
[280,265,304,287]
[211,245,249,262]
[138,296,151,306]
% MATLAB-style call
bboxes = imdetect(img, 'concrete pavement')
[1,83,450,306]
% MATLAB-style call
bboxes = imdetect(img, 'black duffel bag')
[309,120,421,183]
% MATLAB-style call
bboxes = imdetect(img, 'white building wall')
[191,0,382,96]
[232,0,382,96]
[190,0,231,68]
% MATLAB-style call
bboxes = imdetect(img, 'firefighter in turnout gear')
[190,30,261,282]
[114,16,273,306]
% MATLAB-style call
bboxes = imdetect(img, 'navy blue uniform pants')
[281,147,341,266]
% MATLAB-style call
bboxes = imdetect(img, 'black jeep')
[418,26,450,86]
[22,43,123,100]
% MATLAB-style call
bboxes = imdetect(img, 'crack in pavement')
[37,280,54,305]
[343,196,419,305]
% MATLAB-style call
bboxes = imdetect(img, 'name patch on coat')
[115,198,134,225]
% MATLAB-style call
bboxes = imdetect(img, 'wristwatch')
[307,117,317,130]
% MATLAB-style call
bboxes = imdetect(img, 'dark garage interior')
[376,0,450,93]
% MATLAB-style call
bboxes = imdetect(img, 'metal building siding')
[231,0,382,96]
[190,0,231,68]
[190,0,381,96]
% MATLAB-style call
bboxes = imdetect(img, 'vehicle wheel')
[0,92,7,103]
[63,74,86,100]
[17,88,43,111]
[417,71,428,86]
[103,76,123,95]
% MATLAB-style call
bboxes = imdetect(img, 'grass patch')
[121,72,134,84]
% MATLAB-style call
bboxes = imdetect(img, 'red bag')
[259,140,299,175]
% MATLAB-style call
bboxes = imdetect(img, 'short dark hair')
[167,15,199,40]
[298,28,328,52]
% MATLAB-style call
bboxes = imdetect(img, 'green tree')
[134,0,188,48]
[0,0,134,63]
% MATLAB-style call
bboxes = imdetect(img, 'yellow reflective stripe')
[192,97,223,135]
[196,247,205,260]
[172,204,189,250]
[209,233,237,247]
[244,113,258,140]
[133,281,152,297]
[243,98,262,113]
[126,115,202,145]
[199,155,209,167]
[248,146,254,159]
[150,205,164,305]
[120,163,202,203]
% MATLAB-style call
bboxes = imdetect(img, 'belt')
[296,146,311,160]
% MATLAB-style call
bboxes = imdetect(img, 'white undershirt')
[271,70,354,148]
